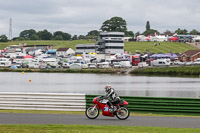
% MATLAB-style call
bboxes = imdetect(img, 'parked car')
[185,62,194,66]
[173,61,186,65]
[194,58,200,65]
[11,62,22,68]
[87,63,97,68]
[113,62,121,68]
[138,62,149,68]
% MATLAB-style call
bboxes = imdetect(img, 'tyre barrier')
[86,95,200,115]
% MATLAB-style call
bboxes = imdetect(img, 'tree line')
[0,16,199,42]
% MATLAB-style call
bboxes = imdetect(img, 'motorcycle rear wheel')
[116,107,130,120]
[85,106,99,119]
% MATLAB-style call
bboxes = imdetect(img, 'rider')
[104,85,120,113]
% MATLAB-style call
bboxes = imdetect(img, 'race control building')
[75,32,124,55]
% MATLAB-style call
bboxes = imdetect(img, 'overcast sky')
[0,0,200,38]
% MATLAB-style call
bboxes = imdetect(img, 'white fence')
[0,92,86,111]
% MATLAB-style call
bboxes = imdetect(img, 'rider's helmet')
[105,85,111,92]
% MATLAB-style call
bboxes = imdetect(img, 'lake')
[0,72,200,98]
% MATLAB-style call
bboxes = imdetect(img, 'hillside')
[125,41,198,54]
[0,40,198,54]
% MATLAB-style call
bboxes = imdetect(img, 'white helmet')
[105,85,111,92]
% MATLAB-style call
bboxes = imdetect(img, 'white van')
[151,59,171,66]
[120,61,132,68]
[0,58,11,67]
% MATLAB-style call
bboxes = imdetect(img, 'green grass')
[1,109,200,118]
[0,40,197,54]
[131,66,200,77]
[0,40,94,50]
[0,125,200,133]
[125,41,197,54]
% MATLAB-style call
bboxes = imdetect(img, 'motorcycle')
[85,96,130,120]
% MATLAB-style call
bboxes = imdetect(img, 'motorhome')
[97,62,110,68]
[28,59,41,68]
[43,58,58,68]
[120,61,132,68]
[69,63,82,69]
[151,59,171,66]
[0,58,11,67]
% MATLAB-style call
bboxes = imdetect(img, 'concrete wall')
[0,92,86,111]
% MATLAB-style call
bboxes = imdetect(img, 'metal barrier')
[86,95,200,115]
[0,92,86,111]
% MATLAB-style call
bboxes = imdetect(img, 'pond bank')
[0,68,126,74]
[130,66,200,77]
[1,66,200,78]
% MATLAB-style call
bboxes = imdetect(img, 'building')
[56,48,75,57]
[75,32,124,55]
[75,44,96,54]
[5,45,22,53]
[96,32,124,54]
[178,50,200,62]
[23,45,53,54]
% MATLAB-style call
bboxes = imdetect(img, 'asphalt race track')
[0,113,200,128]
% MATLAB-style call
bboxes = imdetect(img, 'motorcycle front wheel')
[116,107,130,120]
[85,106,99,119]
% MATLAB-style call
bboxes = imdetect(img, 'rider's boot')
[109,105,114,113]
[109,108,113,113]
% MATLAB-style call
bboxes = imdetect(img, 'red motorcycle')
[85,96,130,120]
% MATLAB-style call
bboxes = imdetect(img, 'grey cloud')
[0,0,200,37]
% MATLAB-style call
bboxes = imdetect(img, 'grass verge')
[131,66,200,77]
[0,109,200,118]
[0,68,124,74]
[0,125,200,133]
[125,41,197,54]
[0,40,197,54]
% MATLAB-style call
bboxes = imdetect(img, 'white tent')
[151,35,168,42]
[193,36,200,42]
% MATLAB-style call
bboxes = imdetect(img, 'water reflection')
[0,72,200,98]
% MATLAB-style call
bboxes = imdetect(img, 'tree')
[78,35,86,40]
[100,17,127,32]
[135,31,140,37]
[175,28,188,35]
[143,29,159,36]
[37,29,52,40]
[146,21,150,31]
[164,30,172,34]
[190,29,199,35]
[0,35,8,42]
[62,32,71,40]
[54,35,63,40]
[53,31,71,40]
[125,31,134,37]
[30,34,39,40]
[72,35,78,40]
[143,21,159,36]
[53,31,63,38]
[19,29,36,39]
[87,30,99,36]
